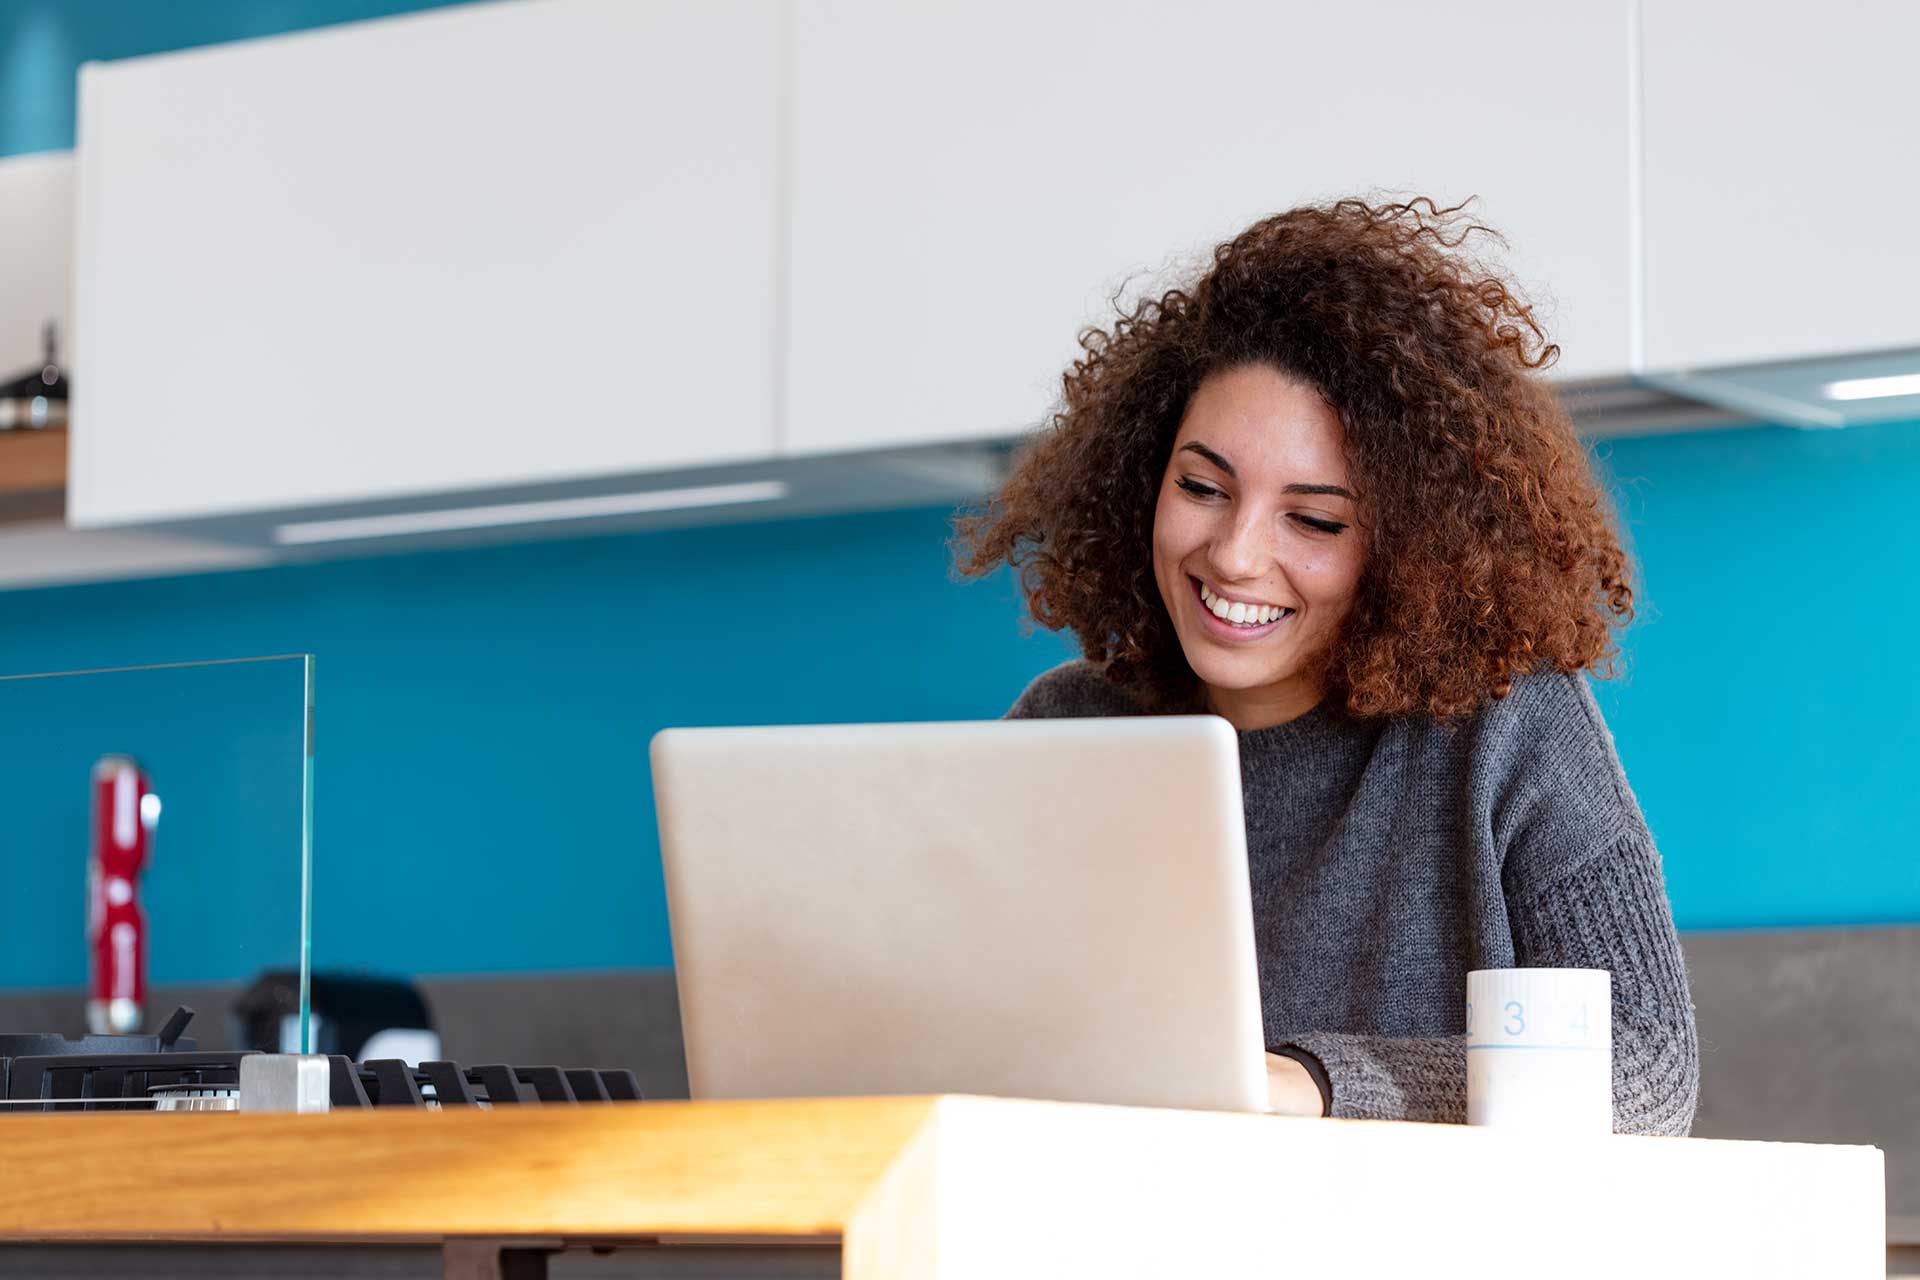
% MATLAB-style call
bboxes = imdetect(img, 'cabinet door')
[72,0,783,528]
[1641,1,1920,371]
[785,0,1633,457]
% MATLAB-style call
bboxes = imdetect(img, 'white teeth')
[1197,580,1293,627]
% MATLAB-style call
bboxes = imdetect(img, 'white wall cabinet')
[0,152,75,381]
[71,0,785,529]
[782,0,1636,458]
[1640,1,1920,372]
[67,0,1918,549]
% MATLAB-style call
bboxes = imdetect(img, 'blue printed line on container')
[1466,1043,1608,1052]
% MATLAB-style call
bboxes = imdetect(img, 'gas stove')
[0,1007,643,1114]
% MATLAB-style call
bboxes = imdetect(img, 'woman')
[954,197,1699,1133]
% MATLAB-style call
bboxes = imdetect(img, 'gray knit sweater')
[1007,659,1700,1135]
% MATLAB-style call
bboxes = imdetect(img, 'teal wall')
[3,0,1916,988]
[1586,421,1920,930]
[4,418,1919,986]
[0,508,1077,983]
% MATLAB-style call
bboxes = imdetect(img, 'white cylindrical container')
[1466,968,1612,1133]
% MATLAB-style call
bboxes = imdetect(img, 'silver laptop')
[649,716,1269,1112]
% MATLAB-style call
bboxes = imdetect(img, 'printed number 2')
[1504,1001,1526,1036]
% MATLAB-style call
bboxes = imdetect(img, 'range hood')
[1638,346,1920,430]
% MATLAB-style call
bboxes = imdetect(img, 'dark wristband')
[1270,1044,1333,1117]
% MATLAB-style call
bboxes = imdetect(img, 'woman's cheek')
[1149,493,1183,558]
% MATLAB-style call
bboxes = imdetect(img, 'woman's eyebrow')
[1178,441,1236,475]
[1179,443,1353,500]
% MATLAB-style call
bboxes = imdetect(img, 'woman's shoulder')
[1004,658,1148,720]
[1455,666,1639,818]
[1477,666,1611,743]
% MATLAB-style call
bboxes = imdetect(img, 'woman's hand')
[1264,1051,1327,1117]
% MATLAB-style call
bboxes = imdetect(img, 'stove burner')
[151,1085,239,1112]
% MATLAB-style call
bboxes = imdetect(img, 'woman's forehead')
[1176,366,1349,485]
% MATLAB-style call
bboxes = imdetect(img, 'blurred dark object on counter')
[0,323,67,432]
[0,321,67,522]
[232,971,440,1064]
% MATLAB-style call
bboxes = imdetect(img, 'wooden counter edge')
[0,1095,940,1243]
[0,1094,1888,1280]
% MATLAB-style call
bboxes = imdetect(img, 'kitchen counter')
[0,1095,1885,1278]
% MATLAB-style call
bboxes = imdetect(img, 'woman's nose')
[1209,512,1269,581]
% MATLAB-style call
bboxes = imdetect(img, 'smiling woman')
[956,196,1631,721]
[1150,369,1369,730]
[953,197,1698,1134]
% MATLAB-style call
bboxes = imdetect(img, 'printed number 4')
[1570,1003,1588,1034]
[1504,1001,1526,1036]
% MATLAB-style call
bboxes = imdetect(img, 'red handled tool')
[87,755,156,1035]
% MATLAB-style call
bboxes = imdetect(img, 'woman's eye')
[1175,477,1223,500]
[1291,514,1348,535]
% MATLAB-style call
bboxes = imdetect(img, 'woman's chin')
[1182,647,1300,693]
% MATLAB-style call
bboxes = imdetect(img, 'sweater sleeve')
[1271,828,1700,1133]
[1495,674,1701,1135]
[1268,1031,1466,1123]
[1506,827,1701,1136]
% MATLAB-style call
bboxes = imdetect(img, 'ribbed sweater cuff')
[1268,1032,1468,1123]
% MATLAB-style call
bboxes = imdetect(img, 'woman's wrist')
[1264,1048,1331,1117]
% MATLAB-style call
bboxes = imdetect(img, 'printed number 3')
[1504,1001,1526,1036]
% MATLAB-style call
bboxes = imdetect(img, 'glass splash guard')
[0,655,314,1052]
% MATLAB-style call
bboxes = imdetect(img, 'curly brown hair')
[953,196,1634,720]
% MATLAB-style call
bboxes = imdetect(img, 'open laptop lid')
[650,715,1268,1112]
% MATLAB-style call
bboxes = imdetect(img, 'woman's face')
[1150,364,1367,725]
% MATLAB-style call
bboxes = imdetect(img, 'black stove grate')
[337,1057,644,1107]
[0,1007,644,1112]
[2,1052,244,1111]
[0,1051,644,1112]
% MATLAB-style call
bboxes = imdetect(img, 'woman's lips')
[1190,576,1291,642]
